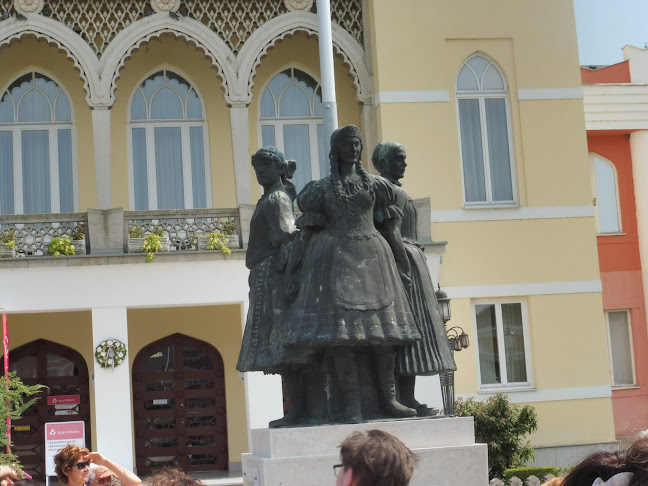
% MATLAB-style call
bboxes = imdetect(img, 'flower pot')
[0,243,15,258]
[225,234,240,249]
[197,234,238,251]
[71,239,86,255]
[128,237,170,253]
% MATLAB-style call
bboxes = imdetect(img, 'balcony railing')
[124,208,241,252]
[0,213,88,257]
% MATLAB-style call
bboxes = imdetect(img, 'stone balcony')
[0,198,446,269]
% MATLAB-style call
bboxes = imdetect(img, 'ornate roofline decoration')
[0,15,100,105]
[235,11,371,104]
[99,14,238,106]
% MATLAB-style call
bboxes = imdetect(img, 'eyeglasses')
[75,462,90,470]
[333,464,343,477]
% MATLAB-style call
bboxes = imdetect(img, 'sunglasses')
[75,462,90,470]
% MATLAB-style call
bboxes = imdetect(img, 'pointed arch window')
[128,70,210,210]
[0,72,76,214]
[456,55,516,205]
[590,154,622,234]
[259,68,327,194]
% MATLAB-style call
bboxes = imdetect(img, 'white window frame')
[0,71,79,214]
[471,298,533,391]
[589,153,623,235]
[605,310,636,388]
[257,67,324,184]
[456,55,518,207]
[126,68,212,210]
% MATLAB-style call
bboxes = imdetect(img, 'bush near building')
[456,393,538,479]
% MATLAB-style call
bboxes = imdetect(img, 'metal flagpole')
[316,0,338,158]
[2,311,10,454]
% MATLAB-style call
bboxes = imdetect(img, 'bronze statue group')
[236,125,456,426]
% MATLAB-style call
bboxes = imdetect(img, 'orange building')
[583,48,648,443]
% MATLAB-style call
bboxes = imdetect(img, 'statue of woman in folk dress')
[236,147,311,427]
[372,141,457,416]
[284,126,421,423]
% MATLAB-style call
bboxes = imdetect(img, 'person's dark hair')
[626,436,648,486]
[53,444,90,485]
[561,450,627,486]
[141,468,203,486]
[251,146,287,173]
[339,429,418,486]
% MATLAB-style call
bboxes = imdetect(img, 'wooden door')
[132,334,228,474]
[9,340,91,481]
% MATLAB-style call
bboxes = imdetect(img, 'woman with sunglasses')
[54,445,141,486]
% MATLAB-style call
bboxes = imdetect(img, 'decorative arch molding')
[0,15,99,105]
[99,14,238,106]
[235,11,371,104]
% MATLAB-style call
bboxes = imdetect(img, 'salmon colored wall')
[581,61,630,84]
[589,133,648,438]
[588,135,640,272]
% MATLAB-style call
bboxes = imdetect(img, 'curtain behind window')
[608,311,633,385]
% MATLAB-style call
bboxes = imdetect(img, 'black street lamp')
[436,284,470,416]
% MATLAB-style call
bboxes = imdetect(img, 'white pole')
[316,0,338,157]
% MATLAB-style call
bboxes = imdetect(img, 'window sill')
[463,203,519,210]
[612,385,639,390]
[597,232,626,237]
[478,385,534,394]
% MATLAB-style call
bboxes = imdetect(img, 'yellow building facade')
[0,0,615,478]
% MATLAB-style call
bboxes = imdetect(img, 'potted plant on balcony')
[128,225,170,257]
[70,222,86,255]
[0,229,16,258]
[197,231,231,254]
[48,236,75,257]
[223,221,239,249]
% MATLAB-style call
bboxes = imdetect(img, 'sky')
[573,0,648,66]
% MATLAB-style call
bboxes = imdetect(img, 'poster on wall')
[45,421,86,477]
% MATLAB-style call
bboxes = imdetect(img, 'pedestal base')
[242,417,488,486]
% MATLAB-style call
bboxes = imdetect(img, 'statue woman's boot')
[398,375,438,417]
[269,371,305,428]
[375,350,417,418]
[334,352,362,423]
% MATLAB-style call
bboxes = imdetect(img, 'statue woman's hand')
[397,264,412,290]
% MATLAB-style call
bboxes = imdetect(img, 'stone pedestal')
[241,417,488,486]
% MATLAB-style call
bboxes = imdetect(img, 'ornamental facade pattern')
[3,0,362,57]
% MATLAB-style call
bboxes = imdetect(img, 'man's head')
[88,465,115,486]
[336,429,418,486]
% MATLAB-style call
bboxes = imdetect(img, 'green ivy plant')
[222,222,237,236]
[206,232,232,254]
[48,236,75,257]
[71,223,85,241]
[142,234,162,263]
[128,226,143,238]
[0,230,15,249]
[455,393,538,480]
[0,371,47,469]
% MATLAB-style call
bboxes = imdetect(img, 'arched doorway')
[132,334,228,474]
[8,340,91,481]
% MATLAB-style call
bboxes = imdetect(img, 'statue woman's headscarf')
[371,141,403,177]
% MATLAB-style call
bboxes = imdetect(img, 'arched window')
[456,55,516,205]
[0,72,76,214]
[259,68,326,194]
[128,70,210,210]
[590,154,621,234]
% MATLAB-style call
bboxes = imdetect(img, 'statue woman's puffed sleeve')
[296,179,328,230]
[264,191,297,248]
[373,175,404,224]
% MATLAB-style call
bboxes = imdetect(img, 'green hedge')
[504,466,564,482]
